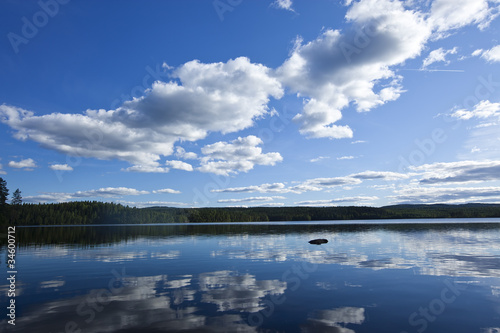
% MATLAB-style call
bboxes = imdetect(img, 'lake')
[1,219,500,332]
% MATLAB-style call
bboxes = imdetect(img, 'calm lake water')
[1,219,500,332]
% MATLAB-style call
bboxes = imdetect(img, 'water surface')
[1,219,500,332]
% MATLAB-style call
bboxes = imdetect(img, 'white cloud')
[337,155,355,160]
[175,147,198,160]
[410,160,500,184]
[8,158,37,169]
[391,185,500,204]
[277,0,430,139]
[472,48,484,57]
[421,47,458,68]
[295,196,379,206]
[275,0,500,140]
[74,187,149,198]
[429,0,498,34]
[480,45,500,62]
[119,201,188,208]
[0,57,283,171]
[351,170,410,180]
[122,165,170,173]
[211,182,290,194]
[0,164,5,175]
[49,164,73,171]
[451,100,500,120]
[217,196,285,204]
[165,160,193,171]
[198,135,282,175]
[152,188,181,194]
[211,170,408,194]
[24,187,149,203]
[272,0,295,12]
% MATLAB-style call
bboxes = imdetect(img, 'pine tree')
[12,189,22,205]
[0,177,8,206]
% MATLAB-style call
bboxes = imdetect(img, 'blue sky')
[1,0,500,208]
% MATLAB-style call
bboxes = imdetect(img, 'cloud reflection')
[301,307,365,333]
[211,229,500,279]
[1,270,286,332]
[199,270,287,312]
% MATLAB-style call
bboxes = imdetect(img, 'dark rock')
[309,239,328,245]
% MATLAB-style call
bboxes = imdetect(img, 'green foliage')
[2,201,500,226]
[11,189,22,205]
[0,177,8,206]
[3,201,189,226]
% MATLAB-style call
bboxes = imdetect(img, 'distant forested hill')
[1,201,500,226]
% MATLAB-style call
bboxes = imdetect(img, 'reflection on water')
[302,307,365,333]
[0,219,500,332]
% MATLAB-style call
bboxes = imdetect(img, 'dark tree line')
[0,178,22,206]
[1,199,500,226]
[1,177,500,226]
[0,177,23,225]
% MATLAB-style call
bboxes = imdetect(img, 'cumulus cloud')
[175,147,198,160]
[0,163,6,175]
[24,187,149,203]
[275,0,500,140]
[49,164,73,171]
[391,185,500,204]
[410,160,500,184]
[428,0,499,34]
[165,160,193,171]
[198,135,283,175]
[421,47,458,68]
[212,170,408,194]
[478,45,500,62]
[0,57,283,171]
[451,100,500,120]
[276,0,430,139]
[8,158,37,169]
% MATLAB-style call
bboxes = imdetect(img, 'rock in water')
[309,239,328,245]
